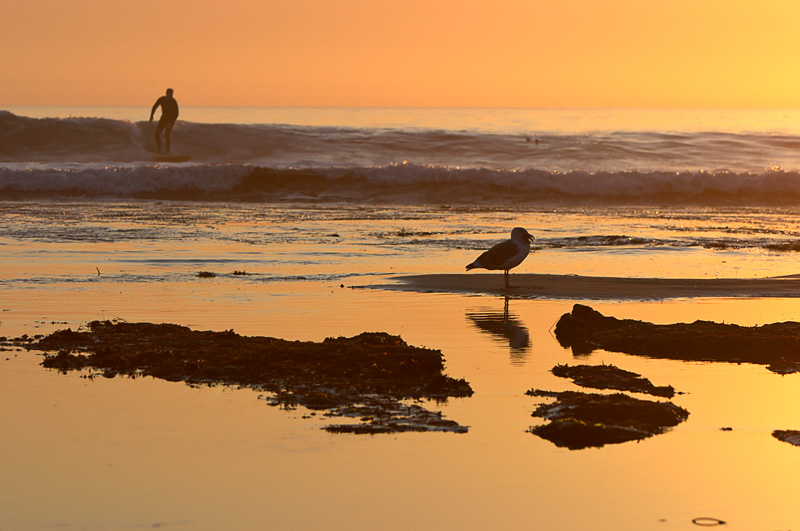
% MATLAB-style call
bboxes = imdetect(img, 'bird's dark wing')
[476,240,518,269]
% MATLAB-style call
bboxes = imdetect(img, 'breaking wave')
[2,163,800,205]
[3,110,800,205]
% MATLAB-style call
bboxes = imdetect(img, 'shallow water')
[2,290,800,530]
[1,200,800,529]
[4,202,800,285]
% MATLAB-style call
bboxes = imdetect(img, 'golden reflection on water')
[1,280,799,529]
[466,296,531,365]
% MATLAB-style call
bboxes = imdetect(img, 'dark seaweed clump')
[527,359,687,449]
[546,305,800,448]
[30,321,473,434]
[551,363,675,398]
[526,389,689,450]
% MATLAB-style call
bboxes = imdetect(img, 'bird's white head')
[511,227,534,243]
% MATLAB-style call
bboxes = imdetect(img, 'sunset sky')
[4,0,799,108]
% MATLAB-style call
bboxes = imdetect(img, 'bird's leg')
[504,270,510,288]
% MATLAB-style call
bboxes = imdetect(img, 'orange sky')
[3,0,799,108]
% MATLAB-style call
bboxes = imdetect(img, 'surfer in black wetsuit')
[150,88,179,153]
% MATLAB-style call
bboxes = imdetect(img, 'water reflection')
[466,296,531,365]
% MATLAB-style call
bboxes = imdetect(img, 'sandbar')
[382,273,800,300]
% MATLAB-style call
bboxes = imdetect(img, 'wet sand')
[385,273,800,299]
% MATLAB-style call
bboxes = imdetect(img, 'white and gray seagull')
[465,227,535,288]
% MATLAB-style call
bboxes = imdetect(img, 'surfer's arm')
[149,98,163,121]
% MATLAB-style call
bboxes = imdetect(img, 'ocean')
[2,106,800,530]
[4,106,800,203]
[4,106,800,281]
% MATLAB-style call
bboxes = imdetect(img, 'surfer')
[149,88,179,153]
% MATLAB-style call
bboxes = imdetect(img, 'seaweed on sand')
[28,321,473,434]
[526,389,689,450]
[555,304,800,369]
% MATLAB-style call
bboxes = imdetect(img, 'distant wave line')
[3,111,800,172]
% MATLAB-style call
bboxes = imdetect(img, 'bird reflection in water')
[466,296,531,365]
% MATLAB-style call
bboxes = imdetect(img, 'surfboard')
[154,154,191,163]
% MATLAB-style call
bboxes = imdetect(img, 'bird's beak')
[528,234,535,242]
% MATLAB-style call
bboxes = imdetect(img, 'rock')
[554,304,800,366]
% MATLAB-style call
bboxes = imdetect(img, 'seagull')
[466,227,535,288]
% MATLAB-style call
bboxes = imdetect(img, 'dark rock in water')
[530,417,653,449]
[526,389,689,450]
[555,304,800,366]
[29,321,473,434]
[551,363,675,398]
[772,429,800,446]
